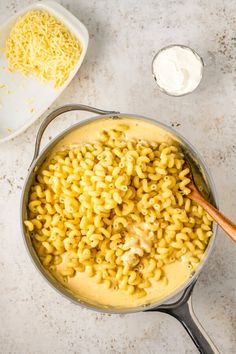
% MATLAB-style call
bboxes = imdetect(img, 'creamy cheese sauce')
[51,116,175,153]
[47,117,199,308]
[54,259,192,308]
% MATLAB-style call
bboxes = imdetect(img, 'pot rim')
[20,112,218,314]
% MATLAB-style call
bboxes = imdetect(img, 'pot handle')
[146,280,219,354]
[31,104,119,166]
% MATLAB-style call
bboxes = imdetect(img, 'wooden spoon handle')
[190,191,236,243]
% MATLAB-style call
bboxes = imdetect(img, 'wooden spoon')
[186,161,236,243]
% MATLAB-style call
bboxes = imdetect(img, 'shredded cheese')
[5,10,82,87]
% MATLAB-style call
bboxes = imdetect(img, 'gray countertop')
[0,0,235,353]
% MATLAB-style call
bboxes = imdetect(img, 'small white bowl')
[152,44,204,97]
[0,1,89,144]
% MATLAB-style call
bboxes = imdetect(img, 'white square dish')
[0,1,89,144]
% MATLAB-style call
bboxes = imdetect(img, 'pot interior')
[21,114,218,313]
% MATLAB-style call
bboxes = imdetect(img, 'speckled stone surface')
[0,0,235,353]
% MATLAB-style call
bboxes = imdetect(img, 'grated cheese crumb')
[26,97,34,104]
[5,10,82,87]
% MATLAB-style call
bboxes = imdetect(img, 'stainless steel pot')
[20,104,219,354]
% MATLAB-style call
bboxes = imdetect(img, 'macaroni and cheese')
[24,119,213,306]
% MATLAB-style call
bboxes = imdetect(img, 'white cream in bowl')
[152,45,203,96]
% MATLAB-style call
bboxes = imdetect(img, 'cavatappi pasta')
[24,123,213,299]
